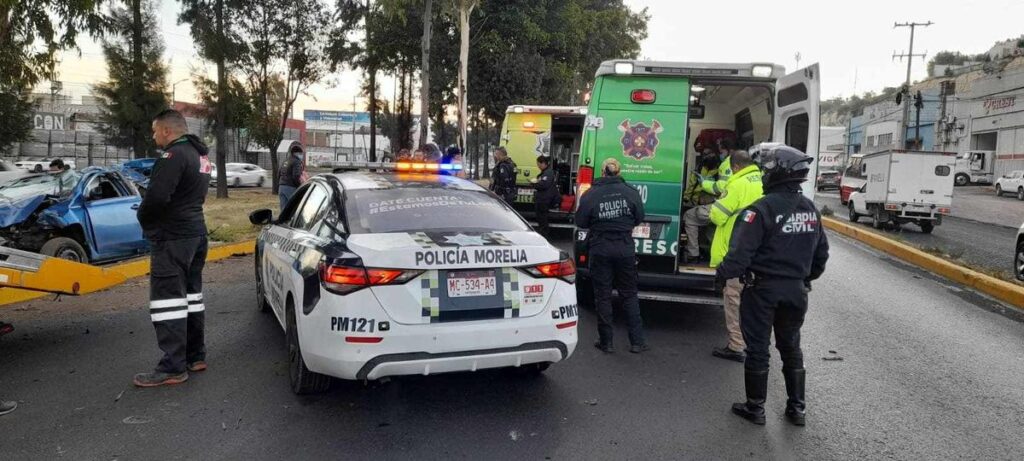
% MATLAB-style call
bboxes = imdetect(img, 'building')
[304,110,392,162]
[936,56,1024,177]
[845,86,942,157]
[818,126,847,171]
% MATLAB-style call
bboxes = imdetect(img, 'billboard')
[304,110,371,124]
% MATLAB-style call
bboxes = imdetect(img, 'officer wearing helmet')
[715,144,830,427]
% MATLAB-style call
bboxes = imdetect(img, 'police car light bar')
[323,160,462,174]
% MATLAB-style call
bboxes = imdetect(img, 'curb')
[0,240,256,307]
[823,217,1024,309]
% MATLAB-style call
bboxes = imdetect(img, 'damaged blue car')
[0,168,149,263]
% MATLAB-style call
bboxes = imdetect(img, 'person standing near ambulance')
[715,145,829,426]
[134,109,212,388]
[707,148,762,363]
[575,158,648,354]
[531,155,558,237]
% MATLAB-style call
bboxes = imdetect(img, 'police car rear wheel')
[286,306,331,394]
[41,237,87,263]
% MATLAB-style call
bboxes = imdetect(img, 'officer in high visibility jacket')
[701,138,737,196]
[684,148,720,206]
[707,148,763,363]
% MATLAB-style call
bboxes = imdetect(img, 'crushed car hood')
[0,195,49,228]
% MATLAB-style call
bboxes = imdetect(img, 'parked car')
[211,163,267,187]
[14,158,76,173]
[0,168,148,263]
[816,170,841,191]
[994,170,1024,200]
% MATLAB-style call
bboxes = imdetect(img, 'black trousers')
[590,248,645,346]
[534,201,550,237]
[739,278,808,372]
[149,236,208,373]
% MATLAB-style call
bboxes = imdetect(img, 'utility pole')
[794,52,801,70]
[893,21,932,149]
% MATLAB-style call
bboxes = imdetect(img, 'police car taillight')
[525,259,576,283]
[320,263,423,294]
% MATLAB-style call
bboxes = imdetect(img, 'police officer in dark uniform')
[490,147,517,204]
[134,109,212,388]
[716,145,830,426]
[531,155,559,237]
[575,158,649,354]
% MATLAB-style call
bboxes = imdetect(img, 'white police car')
[249,164,579,394]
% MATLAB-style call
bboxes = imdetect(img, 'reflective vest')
[701,155,732,196]
[709,164,763,268]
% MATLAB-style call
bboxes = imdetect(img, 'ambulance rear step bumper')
[637,291,721,306]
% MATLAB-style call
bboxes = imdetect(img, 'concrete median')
[0,240,256,307]
[823,217,1024,310]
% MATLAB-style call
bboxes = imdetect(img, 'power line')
[892,21,933,147]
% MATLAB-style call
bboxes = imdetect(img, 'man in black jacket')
[278,146,304,210]
[575,158,648,354]
[490,147,517,204]
[716,145,829,426]
[134,109,212,388]
[531,155,559,237]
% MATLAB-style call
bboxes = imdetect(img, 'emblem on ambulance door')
[618,119,663,161]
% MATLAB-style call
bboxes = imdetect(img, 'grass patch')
[205,189,278,242]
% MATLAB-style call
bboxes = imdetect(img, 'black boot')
[731,369,768,425]
[783,368,806,426]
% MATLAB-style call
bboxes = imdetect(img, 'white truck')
[847,149,956,233]
[953,150,995,186]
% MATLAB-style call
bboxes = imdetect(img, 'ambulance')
[573,60,821,305]
[499,105,587,227]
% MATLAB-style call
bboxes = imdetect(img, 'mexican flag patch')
[741,210,757,223]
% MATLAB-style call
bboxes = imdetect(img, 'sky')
[51,0,1024,114]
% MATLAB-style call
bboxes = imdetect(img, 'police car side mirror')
[249,209,273,225]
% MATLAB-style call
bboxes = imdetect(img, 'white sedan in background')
[211,163,268,187]
[994,170,1024,200]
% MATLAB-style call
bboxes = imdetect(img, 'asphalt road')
[2,234,1024,459]
[816,190,1019,280]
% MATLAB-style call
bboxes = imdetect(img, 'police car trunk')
[574,60,820,305]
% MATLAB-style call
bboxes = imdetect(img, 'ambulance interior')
[550,114,585,200]
[681,82,774,264]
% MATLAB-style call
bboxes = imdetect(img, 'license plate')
[518,187,535,197]
[632,223,651,239]
[447,273,497,298]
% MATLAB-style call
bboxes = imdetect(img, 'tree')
[238,0,330,192]
[419,0,432,146]
[193,74,255,158]
[94,1,169,158]
[453,0,479,153]
[0,1,106,152]
[180,0,246,198]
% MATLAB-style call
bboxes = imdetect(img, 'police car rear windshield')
[345,188,531,234]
